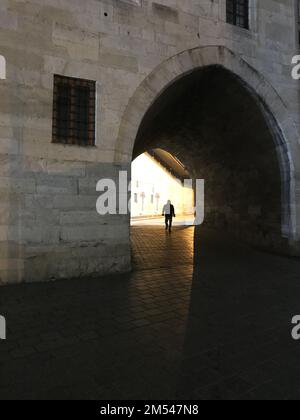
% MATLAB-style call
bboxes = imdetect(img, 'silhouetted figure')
[162,200,176,232]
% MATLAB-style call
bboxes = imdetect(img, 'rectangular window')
[298,0,300,46]
[134,193,138,204]
[226,0,249,30]
[52,75,96,146]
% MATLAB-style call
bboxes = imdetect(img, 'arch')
[115,46,300,244]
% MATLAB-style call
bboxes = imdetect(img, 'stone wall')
[0,0,300,284]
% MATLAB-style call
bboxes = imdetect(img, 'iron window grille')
[226,0,249,30]
[298,0,300,46]
[52,75,96,146]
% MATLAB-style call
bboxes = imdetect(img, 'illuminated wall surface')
[131,153,194,218]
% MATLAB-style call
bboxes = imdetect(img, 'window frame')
[52,75,96,147]
[297,0,300,47]
[226,0,249,30]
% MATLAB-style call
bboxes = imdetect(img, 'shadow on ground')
[0,226,300,400]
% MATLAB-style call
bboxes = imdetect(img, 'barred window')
[298,0,300,46]
[226,0,249,30]
[52,75,96,146]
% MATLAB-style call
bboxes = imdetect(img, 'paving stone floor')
[1,226,300,400]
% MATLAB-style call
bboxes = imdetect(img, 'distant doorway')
[130,150,195,227]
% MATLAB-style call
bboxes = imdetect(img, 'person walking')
[162,200,176,233]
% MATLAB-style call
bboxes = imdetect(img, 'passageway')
[132,65,290,252]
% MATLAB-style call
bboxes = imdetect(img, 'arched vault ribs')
[116,46,300,254]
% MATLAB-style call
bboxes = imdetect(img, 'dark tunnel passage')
[133,65,290,252]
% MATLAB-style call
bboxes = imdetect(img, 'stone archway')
[115,46,300,253]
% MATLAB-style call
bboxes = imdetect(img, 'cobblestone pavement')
[1,226,300,400]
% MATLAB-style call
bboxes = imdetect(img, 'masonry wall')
[0,0,299,284]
